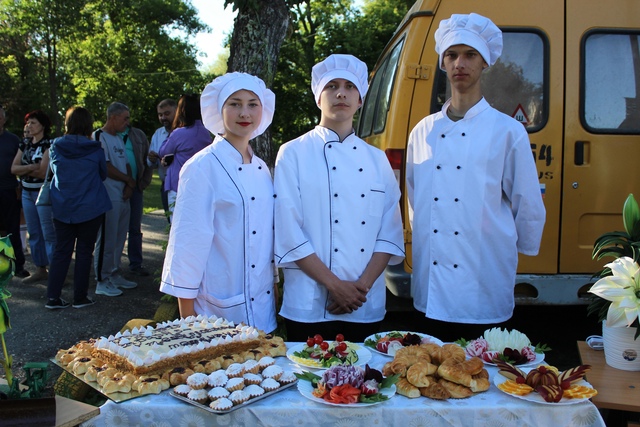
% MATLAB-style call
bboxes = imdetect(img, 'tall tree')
[225,0,290,167]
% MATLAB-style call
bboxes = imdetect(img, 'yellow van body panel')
[361,0,640,303]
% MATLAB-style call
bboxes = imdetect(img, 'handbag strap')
[43,160,52,183]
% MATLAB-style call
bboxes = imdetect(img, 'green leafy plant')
[589,193,640,340]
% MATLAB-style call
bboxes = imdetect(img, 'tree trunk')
[227,0,289,168]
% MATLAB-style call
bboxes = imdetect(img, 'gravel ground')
[2,210,170,397]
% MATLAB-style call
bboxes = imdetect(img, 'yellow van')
[357,0,640,305]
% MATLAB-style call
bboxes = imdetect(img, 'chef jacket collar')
[215,134,255,164]
[441,97,491,123]
[314,125,358,144]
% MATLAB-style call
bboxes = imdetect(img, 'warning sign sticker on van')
[511,104,529,126]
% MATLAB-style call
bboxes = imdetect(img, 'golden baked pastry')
[69,356,101,375]
[133,376,171,395]
[219,354,243,368]
[101,373,137,394]
[437,361,490,393]
[438,378,473,399]
[442,343,466,363]
[55,348,91,366]
[96,367,121,386]
[162,366,195,386]
[419,382,451,400]
[396,377,421,398]
[406,362,437,387]
[84,364,113,383]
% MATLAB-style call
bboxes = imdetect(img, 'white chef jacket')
[274,126,405,323]
[160,136,277,332]
[406,98,546,324]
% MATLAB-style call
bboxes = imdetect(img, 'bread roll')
[406,362,437,387]
[396,378,421,398]
[419,382,451,400]
[438,379,473,399]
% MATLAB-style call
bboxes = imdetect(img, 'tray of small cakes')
[170,358,297,413]
[51,315,288,403]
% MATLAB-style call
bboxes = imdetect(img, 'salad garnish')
[295,364,398,404]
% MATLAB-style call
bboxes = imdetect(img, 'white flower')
[589,256,640,328]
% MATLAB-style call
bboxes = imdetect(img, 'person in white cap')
[274,54,405,342]
[160,72,278,333]
[406,13,546,341]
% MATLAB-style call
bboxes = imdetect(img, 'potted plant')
[589,193,640,370]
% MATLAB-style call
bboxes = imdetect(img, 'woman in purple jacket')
[158,94,213,220]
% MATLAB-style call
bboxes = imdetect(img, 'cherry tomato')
[323,352,332,360]
[335,333,345,342]
[313,334,324,345]
[320,341,329,351]
[336,342,347,352]
[306,337,315,347]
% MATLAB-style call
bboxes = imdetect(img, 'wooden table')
[577,341,640,412]
[55,395,100,427]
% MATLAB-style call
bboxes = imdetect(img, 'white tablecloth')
[81,343,606,427]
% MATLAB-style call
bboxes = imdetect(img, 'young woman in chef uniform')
[160,73,278,333]
[406,13,546,341]
[274,54,405,342]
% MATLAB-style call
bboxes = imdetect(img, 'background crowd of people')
[0,94,213,309]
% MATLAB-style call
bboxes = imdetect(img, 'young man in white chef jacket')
[406,13,546,342]
[274,54,405,342]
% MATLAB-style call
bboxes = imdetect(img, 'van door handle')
[574,141,589,165]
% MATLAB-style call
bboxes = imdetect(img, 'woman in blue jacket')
[45,107,112,309]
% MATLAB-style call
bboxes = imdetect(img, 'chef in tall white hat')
[273,54,405,342]
[160,72,279,333]
[406,13,546,341]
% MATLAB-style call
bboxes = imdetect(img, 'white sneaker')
[110,274,138,289]
[96,280,123,297]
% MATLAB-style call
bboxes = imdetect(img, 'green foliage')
[271,0,413,145]
[0,0,210,136]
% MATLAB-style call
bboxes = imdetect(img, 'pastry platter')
[52,359,145,403]
[170,381,297,414]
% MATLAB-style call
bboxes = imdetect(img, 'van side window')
[583,31,640,134]
[432,31,547,132]
[359,38,405,138]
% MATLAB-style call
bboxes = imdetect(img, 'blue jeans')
[22,189,55,267]
[127,187,143,270]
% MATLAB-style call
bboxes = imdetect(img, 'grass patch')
[143,172,163,214]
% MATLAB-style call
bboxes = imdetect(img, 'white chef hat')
[434,13,503,71]
[311,54,369,107]
[201,72,275,139]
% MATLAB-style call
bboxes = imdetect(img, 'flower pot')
[602,321,640,371]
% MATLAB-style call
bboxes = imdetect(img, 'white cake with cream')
[91,315,262,375]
